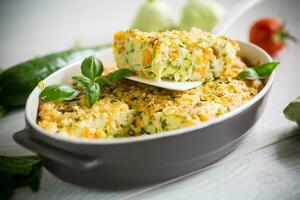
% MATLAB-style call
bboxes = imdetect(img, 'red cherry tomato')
[249,17,296,56]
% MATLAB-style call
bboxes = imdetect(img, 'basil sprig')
[0,155,42,199]
[39,56,134,106]
[0,105,8,118]
[238,61,279,80]
[72,56,134,106]
[40,84,80,102]
[71,55,104,106]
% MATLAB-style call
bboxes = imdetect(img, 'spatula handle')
[212,0,263,35]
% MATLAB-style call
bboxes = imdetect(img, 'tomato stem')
[272,24,298,43]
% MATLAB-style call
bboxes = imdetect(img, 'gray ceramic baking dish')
[13,41,274,187]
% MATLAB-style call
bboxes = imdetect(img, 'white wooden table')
[1,0,300,199]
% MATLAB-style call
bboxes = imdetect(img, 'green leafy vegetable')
[72,75,92,88]
[0,155,42,200]
[72,57,134,106]
[283,96,300,126]
[86,82,101,106]
[40,84,80,102]
[95,76,111,85]
[0,105,8,118]
[0,172,15,200]
[109,69,135,82]
[238,61,279,80]
[0,45,109,107]
[81,56,103,81]
[41,56,133,106]
[238,68,260,80]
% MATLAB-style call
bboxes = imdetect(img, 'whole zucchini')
[0,45,109,107]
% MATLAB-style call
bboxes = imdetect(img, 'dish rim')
[25,41,274,145]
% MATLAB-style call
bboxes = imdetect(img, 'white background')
[2,0,298,68]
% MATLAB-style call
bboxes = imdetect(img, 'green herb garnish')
[238,61,279,80]
[0,155,42,199]
[81,56,104,81]
[39,56,134,106]
[109,68,135,82]
[95,76,111,86]
[0,105,8,118]
[40,84,80,102]
[283,96,300,126]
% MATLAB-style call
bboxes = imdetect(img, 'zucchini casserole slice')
[113,28,239,82]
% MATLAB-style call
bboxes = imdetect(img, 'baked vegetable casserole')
[38,28,264,139]
[113,28,239,82]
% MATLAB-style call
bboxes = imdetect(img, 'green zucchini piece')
[0,45,109,107]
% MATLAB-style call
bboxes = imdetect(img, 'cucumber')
[0,45,109,107]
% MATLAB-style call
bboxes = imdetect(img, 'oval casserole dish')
[14,41,274,187]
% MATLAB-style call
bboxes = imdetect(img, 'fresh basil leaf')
[0,105,8,118]
[109,69,134,82]
[72,75,92,88]
[283,96,300,126]
[0,172,15,200]
[253,61,279,77]
[40,84,80,102]
[0,155,42,197]
[238,68,260,80]
[86,82,101,106]
[238,61,279,80]
[95,76,111,86]
[17,162,42,192]
[0,155,40,176]
[81,56,103,81]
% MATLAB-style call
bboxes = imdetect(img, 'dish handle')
[13,129,103,171]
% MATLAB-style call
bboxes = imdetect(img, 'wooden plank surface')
[1,0,300,199]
